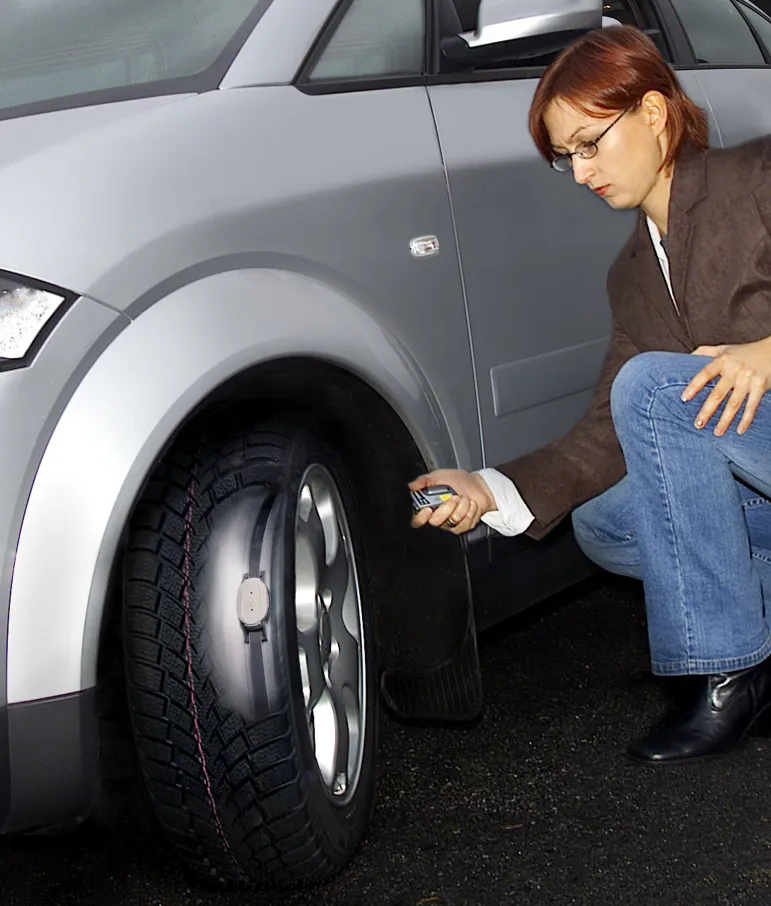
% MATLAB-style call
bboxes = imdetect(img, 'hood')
[0,94,192,178]
[0,94,194,294]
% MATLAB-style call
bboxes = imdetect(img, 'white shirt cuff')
[474,468,535,537]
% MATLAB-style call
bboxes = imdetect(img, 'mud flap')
[379,602,483,723]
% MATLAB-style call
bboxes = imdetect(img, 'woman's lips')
[593,185,611,197]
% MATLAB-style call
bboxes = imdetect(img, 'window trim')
[0,0,274,123]
[733,0,771,63]
[298,74,428,95]
[426,66,549,86]
[651,0,697,63]
[661,0,769,67]
[426,0,440,75]
[294,0,429,93]
[294,0,357,86]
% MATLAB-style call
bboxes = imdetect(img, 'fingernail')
[681,392,688,401]
[695,419,703,427]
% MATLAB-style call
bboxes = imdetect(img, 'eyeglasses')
[551,108,629,173]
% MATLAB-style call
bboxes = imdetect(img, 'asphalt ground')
[3,575,771,906]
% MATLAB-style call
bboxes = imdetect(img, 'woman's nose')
[572,157,595,186]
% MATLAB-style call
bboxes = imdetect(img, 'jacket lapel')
[621,146,709,349]
[666,145,708,329]
[626,214,691,349]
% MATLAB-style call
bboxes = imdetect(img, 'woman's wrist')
[470,472,497,515]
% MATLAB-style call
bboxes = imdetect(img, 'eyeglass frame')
[551,108,630,173]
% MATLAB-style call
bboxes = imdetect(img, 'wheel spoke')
[326,547,359,691]
[299,484,328,572]
[295,484,326,631]
[298,627,327,715]
[330,622,359,691]
[311,688,338,789]
[322,540,349,613]
[327,677,351,792]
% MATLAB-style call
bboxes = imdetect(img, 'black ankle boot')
[627,655,771,764]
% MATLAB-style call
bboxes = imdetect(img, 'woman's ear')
[641,90,669,139]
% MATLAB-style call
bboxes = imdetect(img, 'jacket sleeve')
[493,315,640,540]
[752,134,771,232]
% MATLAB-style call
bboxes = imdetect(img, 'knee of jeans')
[610,351,675,425]
[572,510,608,569]
[571,499,633,563]
[572,514,626,575]
[571,500,605,553]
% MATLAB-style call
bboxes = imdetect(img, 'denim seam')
[651,630,771,675]
[743,498,770,509]
[647,381,693,664]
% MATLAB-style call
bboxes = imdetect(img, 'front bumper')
[0,690,97,834]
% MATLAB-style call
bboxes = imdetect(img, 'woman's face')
[543,93,669,211]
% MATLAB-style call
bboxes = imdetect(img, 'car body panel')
[695,68,771,146]
[0,94,192,175]
[0,297,125,707]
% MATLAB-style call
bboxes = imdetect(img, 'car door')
[663,0,771,144]
[427,1,717,473]
[288,0,483,472]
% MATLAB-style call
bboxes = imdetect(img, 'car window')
[738,2,771,56]
[0,0,272,114]
[669,0,765,63]
[308,0,425,82]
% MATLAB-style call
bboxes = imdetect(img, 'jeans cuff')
[651,632,771,676]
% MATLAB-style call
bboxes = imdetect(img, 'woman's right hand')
[409,469,496,535]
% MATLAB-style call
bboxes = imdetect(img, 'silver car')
[1,0,770,889]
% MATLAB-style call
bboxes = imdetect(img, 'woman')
[410,25,771,765]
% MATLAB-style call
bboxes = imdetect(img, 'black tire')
[123,415,377,888]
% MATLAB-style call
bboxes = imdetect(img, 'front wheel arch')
[101,357,479,720]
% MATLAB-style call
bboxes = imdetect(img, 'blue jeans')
[572,351,771,677]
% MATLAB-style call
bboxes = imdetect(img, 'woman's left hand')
[682,337,771,436]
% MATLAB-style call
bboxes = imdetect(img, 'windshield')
[0,0,272,115]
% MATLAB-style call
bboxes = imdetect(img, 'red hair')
[529,26,709,170]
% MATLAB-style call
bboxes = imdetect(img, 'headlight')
[0,272,71,368]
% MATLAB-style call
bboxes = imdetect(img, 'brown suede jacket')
[497,135,771,540]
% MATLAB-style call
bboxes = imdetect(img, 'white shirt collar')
[646,215,665,248]
[645,215,677,308]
